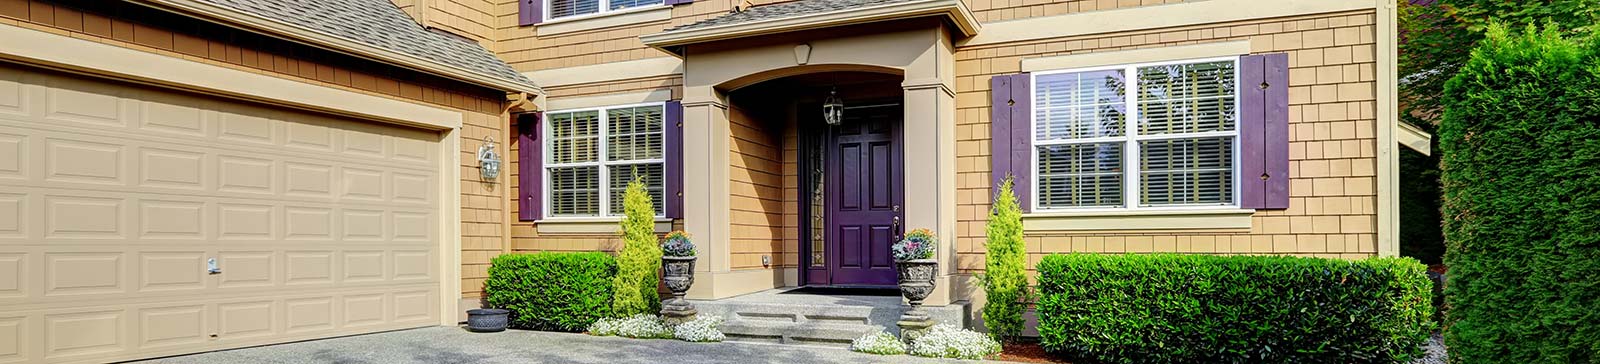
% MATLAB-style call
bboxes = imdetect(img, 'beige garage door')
[0,64,443,364]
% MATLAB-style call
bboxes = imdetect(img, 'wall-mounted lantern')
[823,88,843,126]
[478,136,501,180]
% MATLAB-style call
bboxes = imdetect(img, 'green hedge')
[485,252,616,332]
[1439,24,1600,363]
[1036,254,1432,364]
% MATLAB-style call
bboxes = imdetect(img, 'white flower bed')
[586,314,672,339]
[908,324,1001,360]
[850,331,907,355]
[672,316,725,342]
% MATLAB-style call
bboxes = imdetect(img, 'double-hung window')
[544,103,666,218]
[546,0,663,21]
[1032,57,1239,211]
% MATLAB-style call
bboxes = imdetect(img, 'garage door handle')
[207,258,221,275]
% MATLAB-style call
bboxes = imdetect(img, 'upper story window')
[1032,58,1239,211]
[545,103,666,218]
[547,0,664,21]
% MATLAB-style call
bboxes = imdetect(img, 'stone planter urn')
[660,255,698,324]
[895,258,939,343]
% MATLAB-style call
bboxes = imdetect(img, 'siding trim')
[962,0,1374,47]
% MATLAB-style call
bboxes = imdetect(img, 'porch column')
[902,78,959,306]
[681,85,732,299]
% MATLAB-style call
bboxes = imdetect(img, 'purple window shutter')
[1008,73,1032,213]
[665,100,684,219]
[1239,53,1291,209]
[519,0,543,26]
[990,73,1033,213]
[990,75,1013,198]
[517,112,543,221]
[665,0,694,5]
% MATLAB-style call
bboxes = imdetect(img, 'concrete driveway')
[126,326,999,364]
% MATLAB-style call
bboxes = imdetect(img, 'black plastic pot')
[466,308,510,332]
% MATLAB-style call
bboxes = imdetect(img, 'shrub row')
[485,252,616,332]
[1036,254,1432,364]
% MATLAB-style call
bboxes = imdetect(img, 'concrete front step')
[689,288,970,347]
[719,319,880,347]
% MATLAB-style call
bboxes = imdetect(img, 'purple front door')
[824,104,903,286]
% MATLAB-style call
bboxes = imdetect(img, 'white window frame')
[542,101,668,220]
[543,0,666,22]
[1030,56,1242,213]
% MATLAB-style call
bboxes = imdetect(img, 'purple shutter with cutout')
[1009,73,1032,213]
[517,112,543,221]
[990,73,1033,213]
[519,0,542,26]
[665,100,684,219]
[1239,53,1291,209]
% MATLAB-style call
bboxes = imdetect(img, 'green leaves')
[612,178,662,317]
[1439,23,1600,364]
[1035,254,1433,364]
[982,176,1029,343]
[484,252,617,332]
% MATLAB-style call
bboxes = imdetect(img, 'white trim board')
[546,89,674,110]
[524,57,683,88]
[0,22,464,130]
[1021,41,1251,72]
[962,0,1376,47]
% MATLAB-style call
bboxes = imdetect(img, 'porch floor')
[689,287,968,346]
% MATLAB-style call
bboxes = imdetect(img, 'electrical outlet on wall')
[762,255,770,266]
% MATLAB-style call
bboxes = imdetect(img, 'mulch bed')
[996,342,1072,364]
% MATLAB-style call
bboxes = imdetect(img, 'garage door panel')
[0,315,24,364]
[0,133,24,180]
[43,309,124,360]
[136,304,207,349]
[4,64,442,363]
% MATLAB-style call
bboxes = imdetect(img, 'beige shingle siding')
[952,11,1382,274]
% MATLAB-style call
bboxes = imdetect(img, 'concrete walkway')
[127,326,1002,364]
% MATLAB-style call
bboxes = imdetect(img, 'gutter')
[640,0,979,52]
[127,0,543,96]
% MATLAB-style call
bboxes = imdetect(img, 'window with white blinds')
[546,0,662,20]
[545,104,666,218]
[1032,58,1239,210]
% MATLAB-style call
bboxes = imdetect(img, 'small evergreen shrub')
[908,324,1002,360]
[1036,254,1432,364]
[850,331,907,355]
[1439,23,1600,363]
[484,252,616,332]
[612,178,662,317]
[982,176,1029,343]
[672,316,725,342]
[587,314,673,339]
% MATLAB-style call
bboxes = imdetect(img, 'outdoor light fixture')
[823,88,843,126]
[477,136,501,180]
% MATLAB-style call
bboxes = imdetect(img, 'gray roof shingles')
[193,0,538,91]
[664,0,922,32]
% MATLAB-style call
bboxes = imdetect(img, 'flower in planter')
[661,231,696,257]
[892,228,937,261]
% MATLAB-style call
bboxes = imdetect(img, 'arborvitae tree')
[982,176,1029,342]
[611,178,662,316]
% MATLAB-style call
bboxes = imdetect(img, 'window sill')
[534,217,674,235]
[1022,208,1255,232]
[537,6,671,37]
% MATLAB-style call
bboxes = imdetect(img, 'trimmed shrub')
[1036,254,1432,364]
[1439,23,1600,363]
[982,176,1029,342]
[612,178,662,317]
[484,252,616,332]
